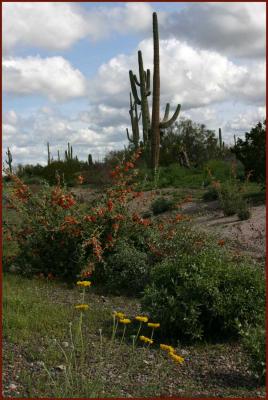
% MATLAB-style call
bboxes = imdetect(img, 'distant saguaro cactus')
[47,142,51,165]
[5,147,13,173]
[218,128,223,149]
[65,142,73,162]
[88,153,93,166]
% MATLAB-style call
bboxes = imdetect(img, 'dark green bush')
[92,238,150,296]
[23,176,46,185]
[237,202,251,220]
[151,197,174,215]
[17,230,82,281]
[217,181,243,216]
[204,159,244,183]
[141,251,265,342]
[240,321,266,384]
[202,186,218,201]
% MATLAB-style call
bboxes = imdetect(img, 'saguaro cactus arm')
[160,104,181,129]
[126,128,134,143]
[129,71,141,105]
[133,74,141,87]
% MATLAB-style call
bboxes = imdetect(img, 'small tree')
[231,120,266,182]
[160,119,219,167]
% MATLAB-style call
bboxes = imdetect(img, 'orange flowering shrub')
[4,148,158,282]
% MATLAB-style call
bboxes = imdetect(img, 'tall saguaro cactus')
[5,147,13,174]
[218,128,223,149]
[88,153,93,166]
[150,12,181,170]
[47,142,51,165]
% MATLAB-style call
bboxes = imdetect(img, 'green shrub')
[151,197,174,215]
[23,176,46,185]
[204,159,244,183]
[92,238,150,296]
[202,186,218,201]
[5,150,149,282]
[240,322,266,384]
[217,181,243,216]
[136,164,204,190]
[237,202,251,220]
[141,252,265,342]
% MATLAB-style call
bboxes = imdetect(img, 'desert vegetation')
[3,11,266,399]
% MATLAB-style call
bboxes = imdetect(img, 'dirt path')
[127,189,266,263]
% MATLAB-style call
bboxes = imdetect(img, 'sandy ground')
[58,186,267,263]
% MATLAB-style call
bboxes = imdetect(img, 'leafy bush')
[151,197,174,215]
[23,176,46,185]
[240,322,266,384]
[141,251,265,342]
[231,120,266,182]
[202,186,218,201]
[237,202,251,220]
[4,149,146,282]
[215,181,243,216]
[204,159,244,183]
[92,238,150,296]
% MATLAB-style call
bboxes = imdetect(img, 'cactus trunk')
[219,128,222,149]
[151,12,160,171]
[6,147,13,174]
[47,142,51,165]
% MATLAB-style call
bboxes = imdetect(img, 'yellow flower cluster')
[148,322,160,328]
[160,343,184,364]
[119,318,131,324]
[76,281,91,287]
[135,316,148,323]
[169,353,184,364]
[160,344,175,353]
[139,336,153,344]
[74,304,89,310]
[114,312,125,319]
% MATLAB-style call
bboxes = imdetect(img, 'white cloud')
[162,2,266,59]
[3,56,87,101]
[2,107,128,165]
[90,38,265,110]
[3,2,88,52]
[224,106,266,137]
[79,104,129,128]
[85,2,153,41]
[3,2,154,52]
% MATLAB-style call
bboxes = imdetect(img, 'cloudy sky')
[3,2,266,166]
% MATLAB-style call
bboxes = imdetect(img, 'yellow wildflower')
[169,353,184,364]
[135,316,148,323]
[160,344,175,353]
[139,336,153,344]
[113,312,125,319]
[119,318,131,324]
[76,281,91,287]
[147,323,160,328]
[74,304,89,310]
